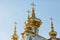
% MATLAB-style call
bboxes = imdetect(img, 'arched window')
[29,36,32,40]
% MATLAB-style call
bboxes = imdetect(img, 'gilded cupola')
[49,18,57,38]
[29,3,42,27]
[24,2,42,35]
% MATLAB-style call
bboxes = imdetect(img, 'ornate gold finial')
[49,18,57,37]
[50,17,53,22]
[14,22,17,34]
[50,17,54,31]
[11,22,18,40]
[31,2,35,18]
[27,10,30,19]
[27,10,30,13]
[31,2,35,8]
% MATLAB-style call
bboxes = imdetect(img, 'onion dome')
[49,18,57,37]
[24,14,32,31]
[24,25,32,31]
[29,6,42,27]
[49,27,57,37]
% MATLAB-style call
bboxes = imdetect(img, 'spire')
[11,22,18,40]
[31,2,35,18]
[27,10,30,19]
[14,22,17,34]
[49,18,57,38]
[50,18,54,31]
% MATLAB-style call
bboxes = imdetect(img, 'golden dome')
[24,19,32,31]
[49,31,57,36]
[24,27,32,31]
[12,34,18,38]
[29,18,42,27]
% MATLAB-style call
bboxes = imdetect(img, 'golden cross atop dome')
[27,10,30,19]
[14,22,17,25]
[50,17,53,22]
[31,2,35,7]
[27,10,30,13]
[50,17,53,26]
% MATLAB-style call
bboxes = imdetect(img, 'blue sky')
[0,0,60,40]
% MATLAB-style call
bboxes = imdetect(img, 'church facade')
[11,3,60,40]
